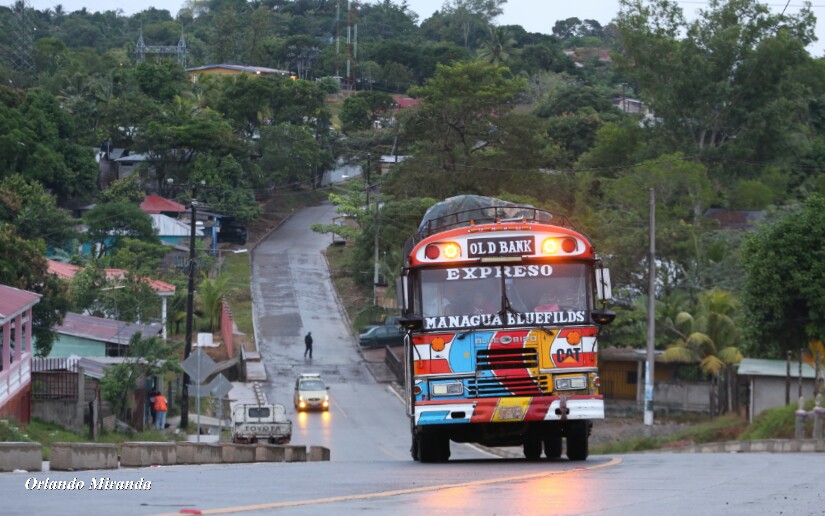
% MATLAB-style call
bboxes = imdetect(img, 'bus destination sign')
[468,236,535,258]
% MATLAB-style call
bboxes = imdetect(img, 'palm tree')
[197,273,232,332]
[476,26,520,65]
[662,288,743,415]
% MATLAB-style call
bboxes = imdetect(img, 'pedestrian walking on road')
[154,391,168,430]
[304,331,313,359]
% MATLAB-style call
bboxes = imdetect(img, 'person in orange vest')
[154,391,168,430]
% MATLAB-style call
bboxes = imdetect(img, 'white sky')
[20,0,825,56]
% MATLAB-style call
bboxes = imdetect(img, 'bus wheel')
[523,432,542,460]
[544,429,562,459]
[419,432,450,463]
[566,421,589,461]
[411,433,420,461]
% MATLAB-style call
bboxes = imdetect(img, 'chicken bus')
[396,196,615,462]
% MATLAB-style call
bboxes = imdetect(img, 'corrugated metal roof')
[141,194,186,214]
[0,284,41,324]
[600,347,667,362]
[114,152,149,162]
[152,213,191,237]
[55,312,162,346]
[737,357,816,379]
[187,64,291,75]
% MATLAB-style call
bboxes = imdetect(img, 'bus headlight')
[555,376,587,391]
[432,381,464,396]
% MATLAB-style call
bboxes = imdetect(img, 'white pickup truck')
[231,404,292,444]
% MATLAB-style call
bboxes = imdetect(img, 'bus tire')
[544,429,562,459]
[566,421,589,461]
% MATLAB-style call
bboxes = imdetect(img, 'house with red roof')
[140,194,187,216]
[47,259,175,341]
[0,284,40,423]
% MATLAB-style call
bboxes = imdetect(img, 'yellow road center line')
[154,457,622,516]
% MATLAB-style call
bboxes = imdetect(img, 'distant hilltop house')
[186,64,293,82]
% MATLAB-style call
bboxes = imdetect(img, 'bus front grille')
[468,375,548,397]
[476,348,538,370]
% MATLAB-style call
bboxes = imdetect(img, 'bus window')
[505,264,588,313]
[420,269,501,318]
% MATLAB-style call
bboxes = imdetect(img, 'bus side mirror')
[400,315,423,331]
[595,268,612,301]
[591,309,616,325]
[396,276,406,310]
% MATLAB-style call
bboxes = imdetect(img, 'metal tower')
[10,0,35,73]
[135,31,187,68]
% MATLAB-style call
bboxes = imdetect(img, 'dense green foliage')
[1,0,825,374]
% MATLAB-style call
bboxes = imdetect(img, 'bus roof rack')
[405,195,577,252]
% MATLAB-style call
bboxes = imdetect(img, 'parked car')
[294,373,330,411]
[358,315,402,334]
[219,224,248,244]
[359,325,404,349]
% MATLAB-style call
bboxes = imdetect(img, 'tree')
[662,288,743,414]
[100,175,145,204]
[596,153,715,293]
[615,0,816,163]
[477,25,520,65]
[340,91,394,134]
[0,224,68,356]
[190,155,261,223]
[441,0,507,49]
[340,96,372,134]
[0,89,98,200]
[83,202,159,259]
[741,195,825,358]
[100,333,181,423]
[0,174,76,249]
[134,61,188,103]
[214,75,275,138]
[405,61,526,169]
[108,238,169,276]
[257,123,321,188]
[197,273,232,331]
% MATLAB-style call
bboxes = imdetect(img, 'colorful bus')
[397,196,615,462]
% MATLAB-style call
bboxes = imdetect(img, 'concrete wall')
[175,442,222,465]
[0,442,42,472]
[255,444,286,462]
[221,443,255,463]
[308,446,330,462]
[284,445,307,463]
[32,399,80,431]
[120,442,177,467]
[751,376,817,420]
[50,443,118,471]
[655,381,712,412]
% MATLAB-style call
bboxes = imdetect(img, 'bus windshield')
[420,264,588,319]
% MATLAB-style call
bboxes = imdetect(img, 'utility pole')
[645,187,656,430]
[168,179,204,431]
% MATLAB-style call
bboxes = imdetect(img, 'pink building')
[0,284,40,423]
